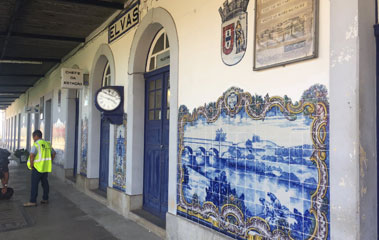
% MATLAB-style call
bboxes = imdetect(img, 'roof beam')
[0,99,15,101]
[0,94,22,96]
[0,32,85,42]
[0,84,33,87]
[57,0,124,9]
[0,74,44,78]
[0,91,25,94]
[0,92,20,95]
[0,56,61,63]
[1,0,26,60]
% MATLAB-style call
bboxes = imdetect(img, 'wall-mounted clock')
[96,87,121,112]
[95,86,124,125]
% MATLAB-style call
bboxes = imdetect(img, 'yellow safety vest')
[27,140,53,173]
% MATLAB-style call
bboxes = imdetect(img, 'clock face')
[96,88,121,111]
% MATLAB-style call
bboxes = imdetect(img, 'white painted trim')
[87,44,116,180]
[64,88,79,170]
[127,7,179,215]
[329,1,363,239]
[43,92,54,143]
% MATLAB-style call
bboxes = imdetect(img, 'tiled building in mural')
[1,0,377,239]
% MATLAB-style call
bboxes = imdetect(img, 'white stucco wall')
[5,0,331,157]
[5,0,377,238]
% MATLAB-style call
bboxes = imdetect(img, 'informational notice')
[254,0,318,70]
[108,1,140,43]
[61,68,84,89]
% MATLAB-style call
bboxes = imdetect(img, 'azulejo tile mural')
[177,85,329,240]
[80,117,88,176]
[52,119,66,167]
[113,114,127,191]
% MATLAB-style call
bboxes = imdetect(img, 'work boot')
[23,202,37,207]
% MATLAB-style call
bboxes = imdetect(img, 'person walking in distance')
[24,130,56,207]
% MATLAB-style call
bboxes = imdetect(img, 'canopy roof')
[0,0,127,110]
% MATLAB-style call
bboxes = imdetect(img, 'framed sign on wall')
[254,0,319,70]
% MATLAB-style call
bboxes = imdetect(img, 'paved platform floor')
[0,160,162,240]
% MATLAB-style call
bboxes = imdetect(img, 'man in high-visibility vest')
[24,130,56,207]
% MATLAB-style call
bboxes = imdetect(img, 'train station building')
[0,0,378,239]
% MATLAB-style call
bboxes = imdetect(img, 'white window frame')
[146,29,170,72]
[102,62,111,87]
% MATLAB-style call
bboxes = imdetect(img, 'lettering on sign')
[61,68,84,89]
[108,1,140,43]
[156,51,170,69]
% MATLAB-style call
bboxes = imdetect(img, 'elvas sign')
[108,1,140,43]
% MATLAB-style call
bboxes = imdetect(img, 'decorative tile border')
[80,117,88,176]
[53,150,65,168]
[113,114,127,191]
[177,85,329,240]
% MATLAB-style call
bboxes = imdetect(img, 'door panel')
[45,100,52,142]
[144,148,161,213]
[17,113,21,149]
[26,114,31,151]
[143,66,170,219]
[99,119,110,192]
[73,98,79,177]
[160,146,169,214]
[34,112,39,131]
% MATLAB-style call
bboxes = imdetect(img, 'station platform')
[0,159,162,240]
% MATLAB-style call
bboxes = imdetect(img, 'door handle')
[160,145,164,149]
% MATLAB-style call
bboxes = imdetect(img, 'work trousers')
[30,168,49,203]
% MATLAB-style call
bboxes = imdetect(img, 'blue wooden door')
[73,98,79,177]
[99,118,110,192]
[143,66,170,219]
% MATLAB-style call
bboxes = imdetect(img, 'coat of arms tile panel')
[177,85,329,240]
[219,0,249,66]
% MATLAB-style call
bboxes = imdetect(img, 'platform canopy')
[0,0,128,110]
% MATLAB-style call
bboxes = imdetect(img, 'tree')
[215,128,227,142]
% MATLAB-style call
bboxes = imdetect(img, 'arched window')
[195,147,206,166]
[146,29,170,72]
[208,148,219,167]
[102,62,111,87]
